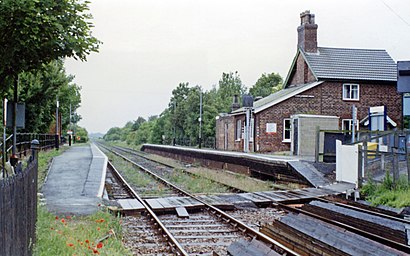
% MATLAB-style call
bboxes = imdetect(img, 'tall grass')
[362,171,410,208]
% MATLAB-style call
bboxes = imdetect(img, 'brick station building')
[216,11,401,153]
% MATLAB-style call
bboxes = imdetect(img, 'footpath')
[42,143,107,216]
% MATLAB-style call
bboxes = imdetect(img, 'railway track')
[100,142,410,255]
[99,143,298,255]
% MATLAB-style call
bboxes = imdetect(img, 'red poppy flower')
[92,249,99,254]
[67,243,74,247]
[61,218,65,223]
[55,216,59,220]
[97,242,103,249]
[85,239,90,244]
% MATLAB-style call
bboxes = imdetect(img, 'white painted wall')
[336,140,359,186]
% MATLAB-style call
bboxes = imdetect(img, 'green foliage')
[15,60,81,133]
[103,127,122,141]
[75,126,88,143]
[0,0,101,91]
[103,71,249,146]
[362,172,410,208]
[249,72,283,98]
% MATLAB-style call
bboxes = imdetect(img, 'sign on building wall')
[266,123,277,134]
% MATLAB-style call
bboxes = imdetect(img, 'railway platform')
[141,144,334,188]
[41,143,107,216]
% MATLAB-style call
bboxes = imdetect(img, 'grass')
[34,206,130,256]
[168,168,230,194]
[105,150,230,195]
[104,151,172,197]
[35,145,130,255]
[361,172,410,208]
[140,151,298,192]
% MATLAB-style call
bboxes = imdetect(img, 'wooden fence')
[0,158,38,255]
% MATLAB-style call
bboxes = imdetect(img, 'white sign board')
[266,123,277,134]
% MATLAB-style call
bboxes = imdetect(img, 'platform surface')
[42,143,107,216]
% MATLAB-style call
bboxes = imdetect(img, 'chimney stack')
[297,10,318,53]
[231,94,240,112]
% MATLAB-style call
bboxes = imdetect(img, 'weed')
[34,206,130,256]
[362,173,410,208]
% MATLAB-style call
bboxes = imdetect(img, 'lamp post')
[55,96,59,150]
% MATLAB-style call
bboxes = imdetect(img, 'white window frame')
[283,118,291,143]
[343,83,360,101]
[342,119,359,132]
[235,119,242,141]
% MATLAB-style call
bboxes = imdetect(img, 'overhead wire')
[379,0,410,27]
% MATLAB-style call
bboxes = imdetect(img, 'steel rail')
[100,143,300,256]
[277,202,410,254]
[106,159,189,256]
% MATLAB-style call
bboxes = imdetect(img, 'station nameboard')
[398,61,410,93]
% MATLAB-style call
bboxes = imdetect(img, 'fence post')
[392,147,399,187]
[363,136,368,182]
[406,133,410,184]
[31,139,40,163]
[357,144,363,189]
[315,126,320,163]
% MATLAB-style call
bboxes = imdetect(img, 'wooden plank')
[156,198,174,210]
[237,193,272,205]
[117,199,144,210]
[145,198,165,210]
[199,195,235,210]
[164,197,185,208]
[256,191,290,202]
[228,239,281,256]
[175,207,189,218]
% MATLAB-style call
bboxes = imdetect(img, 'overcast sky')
[64,0,410,134]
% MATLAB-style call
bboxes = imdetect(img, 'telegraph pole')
[10,76,19,166]
[2,98,7,177]
[199,90,203,148]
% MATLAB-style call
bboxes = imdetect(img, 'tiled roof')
[303,47,397,82]
[232,81,323,114]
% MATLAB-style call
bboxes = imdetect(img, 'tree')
[0,0,100,156]
[249,73,283,98]
[0,0,100,88]
[131,117,146,131]
[216,71,246,113]
[17,60,81,133]
[103,127,122,141]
